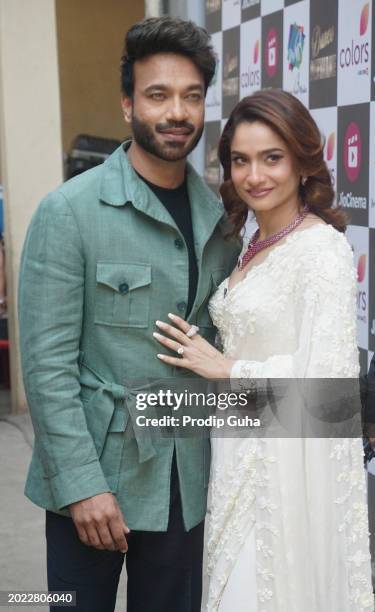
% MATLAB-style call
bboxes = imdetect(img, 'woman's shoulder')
[289,221,355,288]
[292,220,353,260]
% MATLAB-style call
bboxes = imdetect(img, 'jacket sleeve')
[18,191,111,510]
[230,235,360,379]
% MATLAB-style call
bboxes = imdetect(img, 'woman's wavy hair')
[218,89,347,237]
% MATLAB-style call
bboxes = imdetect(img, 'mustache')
[155,121,195,134]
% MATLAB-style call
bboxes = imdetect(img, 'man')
[18,16,240,612]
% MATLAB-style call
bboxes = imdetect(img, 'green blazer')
[18,143,240,531]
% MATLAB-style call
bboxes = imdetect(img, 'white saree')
[204,224,373,612]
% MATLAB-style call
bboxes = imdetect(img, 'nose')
[165,96,189,122]
[244,163,264,187]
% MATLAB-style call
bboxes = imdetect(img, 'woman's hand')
[154,313,235,379]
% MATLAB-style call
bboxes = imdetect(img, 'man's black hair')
[120,17,216,97]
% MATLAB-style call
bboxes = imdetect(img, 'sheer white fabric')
[204,224,373,611]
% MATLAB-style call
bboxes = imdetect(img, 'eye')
[149,92,166,101]
[187,93,202,102]
[266,154,283,163]
[231,156,247,166]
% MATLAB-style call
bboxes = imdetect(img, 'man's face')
[122,53,206,161]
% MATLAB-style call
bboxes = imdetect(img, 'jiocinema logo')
[265,28,278,77]
[339,3,369,69]
[339,192,367,209]
[241,40,260,89]
[343,121,362,182]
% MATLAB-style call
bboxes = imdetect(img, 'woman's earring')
[301,176,308,186]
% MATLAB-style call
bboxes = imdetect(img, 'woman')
[153,90,373,611]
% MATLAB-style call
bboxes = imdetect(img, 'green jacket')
[18,143,240,531]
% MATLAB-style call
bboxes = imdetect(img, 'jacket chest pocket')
[95,262,151,328]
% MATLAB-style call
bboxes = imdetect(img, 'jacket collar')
[99,141,225,249]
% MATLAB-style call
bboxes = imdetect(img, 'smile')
[246,188,274,198]
[159,129,192,142]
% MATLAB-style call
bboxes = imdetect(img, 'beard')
[131,114,204,161]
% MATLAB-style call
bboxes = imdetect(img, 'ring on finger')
[177,346,185,355]
[186,324,200,338]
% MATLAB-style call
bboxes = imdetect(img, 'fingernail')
[157,354,165,359]
[155,320,165,328]
[153,332,162,338]
[168,313,177,319]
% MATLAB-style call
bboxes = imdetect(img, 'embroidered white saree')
[204,224,373,612]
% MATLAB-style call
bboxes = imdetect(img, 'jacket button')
[118,282,129,294]
[174,238,184,249]
[177,301,187,313]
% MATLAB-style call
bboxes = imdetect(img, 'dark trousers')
[46,453,204,612]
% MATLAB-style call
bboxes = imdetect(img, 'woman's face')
[230,120,301,214]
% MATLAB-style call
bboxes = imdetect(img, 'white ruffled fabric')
[204,224,373,612]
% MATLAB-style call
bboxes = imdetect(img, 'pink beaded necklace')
[238,205,309,270]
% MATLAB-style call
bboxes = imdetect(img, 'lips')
[158,128,193,142]
[246,188,274,197]
[160,127,191,134]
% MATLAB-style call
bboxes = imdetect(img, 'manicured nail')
[168,313,177,319]
[157,354,165,359]
[155,320,165,328]
[153,332,162,339]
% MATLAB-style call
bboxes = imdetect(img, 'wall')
[0,0,63,411]
[55,0,145,154]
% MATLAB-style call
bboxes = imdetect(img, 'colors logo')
[344,122,362,182]
[253,40,259,64]
[326,133,335,161]
[265,28,278,77]
[360,2,370,35]
[357,253,367,282]
[241,40,260,89]
[357,253,367,315]
[339,3,369,70]
[287,23,305,71]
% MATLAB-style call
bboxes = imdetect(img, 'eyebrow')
[230,147,285,156]
[144,83,204,94]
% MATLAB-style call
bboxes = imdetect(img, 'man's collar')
[99,140,225,234]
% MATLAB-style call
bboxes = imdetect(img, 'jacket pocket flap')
[96,262,151,293]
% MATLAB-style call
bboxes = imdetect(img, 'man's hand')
[69,492,130,553]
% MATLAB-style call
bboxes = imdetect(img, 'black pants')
[46,453,204,612]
